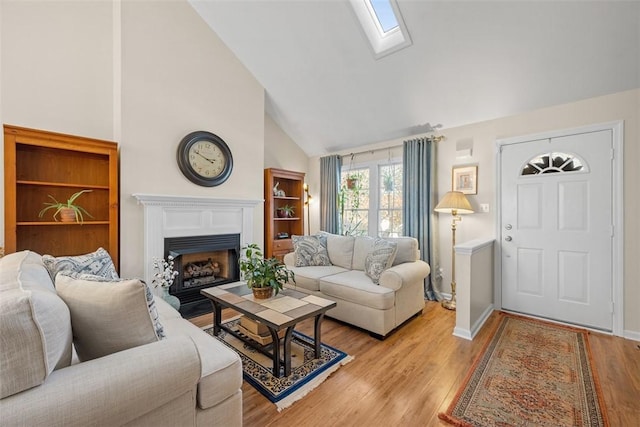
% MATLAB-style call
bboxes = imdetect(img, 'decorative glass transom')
[521,152,586,175]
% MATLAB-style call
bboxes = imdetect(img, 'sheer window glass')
[378,163,403,237]
[339,160,403,237]
[339,168,369,236]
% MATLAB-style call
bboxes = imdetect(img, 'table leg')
[314,313,325,358]
[269,328,282,377]
[212,301,222,336]
[282,327,295,377]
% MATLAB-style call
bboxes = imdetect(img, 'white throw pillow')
[324,233,355,269]
[0,251,73,398]
[365,239,398,284]
[292,234,332,267]
[43,247,119,281]
[55,274,164,362]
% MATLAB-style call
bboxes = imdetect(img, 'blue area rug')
[204,318,353,411]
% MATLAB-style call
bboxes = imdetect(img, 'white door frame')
[494,121,624,336]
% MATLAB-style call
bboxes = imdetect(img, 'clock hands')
[195,150,217,164]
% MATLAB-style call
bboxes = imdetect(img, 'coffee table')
[201,282,336,377]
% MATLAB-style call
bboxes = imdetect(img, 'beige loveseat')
[0,250,242,427]
[284,233,430,338]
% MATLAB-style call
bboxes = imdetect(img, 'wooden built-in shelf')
[17,180,111,190]
[16,221,112,226]
[4,125,119,268]
[264,168,305,261]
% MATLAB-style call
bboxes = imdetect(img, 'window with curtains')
[339,160,403,236]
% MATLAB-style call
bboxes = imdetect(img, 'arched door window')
[521,152,586,176]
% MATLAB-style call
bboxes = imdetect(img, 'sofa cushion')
[0,251,73,399]
[365,239,398,284]
[0,250,57,293]
[42,247,119,281]
[319,271,395,310]
[384,237,419,265]
[324,233,355,269]
[292,234,332,267]
[286,265,349,292]
[352,236,375,271]
[160,317,243,409]
[62,271,167,341]
[55,274,164,362]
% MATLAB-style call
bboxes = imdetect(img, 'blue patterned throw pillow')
[43,247,119,281]
[365,239,398,284]
[292,235,332,267]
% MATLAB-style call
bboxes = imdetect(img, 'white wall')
[264,112,308,173]
[1,0,266,280]
[1,0,116,250]
[119,0,264,279]
[309,89,640,336]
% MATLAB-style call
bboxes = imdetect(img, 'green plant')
[338,179,363,235]
[239,244,295,294]
[382,172,394,192]
[38,189,94,223]
[277,204,295,217]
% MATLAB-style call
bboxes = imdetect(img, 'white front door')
[500,129,613,331]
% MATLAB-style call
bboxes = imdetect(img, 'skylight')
[368,0,399,34]
[350,0,412,59]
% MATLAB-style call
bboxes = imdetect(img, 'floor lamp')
[434,191,474,310]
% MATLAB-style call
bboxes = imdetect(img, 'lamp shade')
[434,191,474,214]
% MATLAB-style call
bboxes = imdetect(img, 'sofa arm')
[283,252,296,266]
[0,336,201,427]
[378,260,431,291]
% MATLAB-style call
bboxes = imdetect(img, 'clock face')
[188,141,226,178]
[177,131,233,187]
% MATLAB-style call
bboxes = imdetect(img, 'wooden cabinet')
[264,168,305,260]
[4,125,119,269]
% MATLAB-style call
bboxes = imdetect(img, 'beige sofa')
[0,250,242,427]
[284,233,430,338]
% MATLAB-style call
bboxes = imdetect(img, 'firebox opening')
[164,233,240,318]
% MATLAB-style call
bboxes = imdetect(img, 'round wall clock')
[177,131,233,187]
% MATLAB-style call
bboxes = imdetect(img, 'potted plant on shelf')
[239,244,295,299]
[276,204,295,218]
[38,189,94,223]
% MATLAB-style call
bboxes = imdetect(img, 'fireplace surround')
[133,193,261,317]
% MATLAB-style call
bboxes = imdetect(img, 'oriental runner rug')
[203,318,353,411]
[439,312,609,427]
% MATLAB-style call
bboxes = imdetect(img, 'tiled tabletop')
[201,281,336,328]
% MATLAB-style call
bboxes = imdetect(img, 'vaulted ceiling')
[190,1,640,157]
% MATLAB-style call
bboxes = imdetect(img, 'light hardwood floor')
[190,301,640,426]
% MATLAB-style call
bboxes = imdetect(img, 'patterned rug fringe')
[202,318,353,412]
[275,355,353,412]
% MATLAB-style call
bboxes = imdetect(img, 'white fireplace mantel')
[132,193,262,285]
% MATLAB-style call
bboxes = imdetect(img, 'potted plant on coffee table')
[38,189,93,223]
[239,244,295,299]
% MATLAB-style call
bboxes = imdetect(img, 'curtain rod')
[341,135,445,159]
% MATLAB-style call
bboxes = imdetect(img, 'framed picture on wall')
[452,165,478,194]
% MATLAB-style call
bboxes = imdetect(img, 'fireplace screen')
[164,233,240,317]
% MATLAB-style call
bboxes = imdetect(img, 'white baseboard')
[623,329,640,342]
[452,305,494,341]
[471,305,494,338]
[452,326,472,340]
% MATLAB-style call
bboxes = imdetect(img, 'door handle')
[504,236,512,242]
